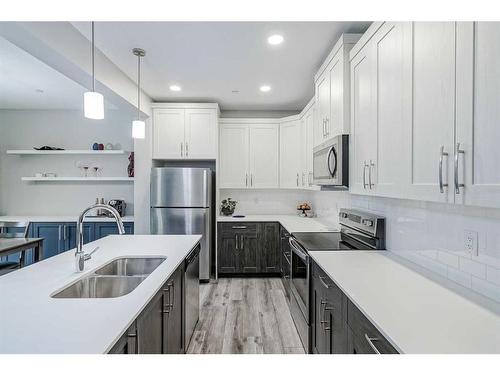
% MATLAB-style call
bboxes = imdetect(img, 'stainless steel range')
[288,208,386,352]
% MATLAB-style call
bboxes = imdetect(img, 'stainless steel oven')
[288,208,386,353]
[288,236,310,349]
[313,134,349,188]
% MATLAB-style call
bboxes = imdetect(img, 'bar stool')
[0,221,31,275]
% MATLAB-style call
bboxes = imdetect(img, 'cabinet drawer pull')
[363,162,369,189]
[232,226,247,229]
[250,174,253,187]
[235,234,239,250]
[185,142,188,157]
[369,160,375,189]
[364,334,381,354]
[439,146,449,193]
[454,142,465,194]
[245,173,248,187]
[319,275,331,289]
[296,173,299,187]
[240,235,244,249]
[162,309,170,314]
[180,142,183,157]
[58,225,62,241]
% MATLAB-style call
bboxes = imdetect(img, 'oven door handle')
[289,237,309,262]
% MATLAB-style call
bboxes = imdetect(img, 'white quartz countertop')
[0,234,200,353]
[217,215,337,233]
[0,215,134,222]
[309,251,500,354]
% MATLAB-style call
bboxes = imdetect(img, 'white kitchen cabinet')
[248,124,280,188]
[371,22,412,198]
[349,36,376,195]
[300,99,317,190]
[455,22,500,208]
[219,121,279,189]
[219,123,249,188]
[279,118,302,188]
[152,104,219,160]
[314,34,361,147]
[407,22,456,203]
[153,109,185,159]
[184,108,217,159]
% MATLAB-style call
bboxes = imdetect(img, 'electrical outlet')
[464,230,478,256]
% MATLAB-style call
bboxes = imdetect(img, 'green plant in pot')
[220,198,237,216]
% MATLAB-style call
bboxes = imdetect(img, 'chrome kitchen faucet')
[75,204,125,272]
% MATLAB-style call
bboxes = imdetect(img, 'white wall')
[309,191,500,303]
[0,109,134,216]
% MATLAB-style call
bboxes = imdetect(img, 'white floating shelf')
[21,177,134,182]
[7,150,126,155]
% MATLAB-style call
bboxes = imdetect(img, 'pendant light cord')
[137,54,141,121]
[91,21,96,93]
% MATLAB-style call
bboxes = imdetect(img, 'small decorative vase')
[128,152,134,177]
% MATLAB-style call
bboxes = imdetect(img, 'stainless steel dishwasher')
[184,244,200,348]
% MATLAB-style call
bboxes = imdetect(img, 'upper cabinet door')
[456,22,500,208]
[328,52,344,138]
[371,22,412,197]
[219,123,249,188]
[153,109,185,159]
[184,108,217,159]
[248,123,279,188]
[407,22,456,203]
[304,105,316,189]
[350,41,376,195]
[280,119,301,188]
[315,73,330,146]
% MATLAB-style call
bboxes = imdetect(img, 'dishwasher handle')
[186,244,200,265]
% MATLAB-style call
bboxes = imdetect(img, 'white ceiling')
[0,37,88,110]
[72,22,371,111]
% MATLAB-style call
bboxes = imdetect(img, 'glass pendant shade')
[132,120,145,139]
[84,91,104,119]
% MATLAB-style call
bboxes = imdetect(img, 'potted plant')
[220,198,237,216]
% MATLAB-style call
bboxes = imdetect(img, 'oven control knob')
[362,219,373,227]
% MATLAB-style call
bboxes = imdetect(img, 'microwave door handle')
[327,147,337,178]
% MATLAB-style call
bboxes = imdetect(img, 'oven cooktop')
[291,231,376,251]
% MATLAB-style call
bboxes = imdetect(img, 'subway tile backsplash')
[311,192,500,303]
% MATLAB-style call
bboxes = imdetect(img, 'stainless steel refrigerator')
[150,167,212,281]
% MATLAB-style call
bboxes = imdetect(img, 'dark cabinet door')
[164,266,184,354]
[137,289,164,354]
[311,275,327,354]
[66,223,94,250]
[31,223,65,259]
[109,324,137,354]
[218,231,239,274]
[94,222,134,240]
[239,232,258,273]
[260,223,280,273]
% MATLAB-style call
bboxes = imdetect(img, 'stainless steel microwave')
[313,134,349,188]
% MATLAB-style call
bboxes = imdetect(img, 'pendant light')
[132,48,146,139]
[84,21,104,120]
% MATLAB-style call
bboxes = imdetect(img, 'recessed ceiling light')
[267,34,284,45]
[260,85,271,93]
[169,85,181,92]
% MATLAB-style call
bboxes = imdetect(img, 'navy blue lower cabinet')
[94,222,134,240]
[31,223,66,260]
[67,223,94,250]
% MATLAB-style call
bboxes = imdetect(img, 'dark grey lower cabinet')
[108,263,185,354]
[310,260,398,355]
[137,288,164,353]
[217,222,280,275]
[311,262,348,354]
[164,265,184,354]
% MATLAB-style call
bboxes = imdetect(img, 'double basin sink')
[52,257,166,299]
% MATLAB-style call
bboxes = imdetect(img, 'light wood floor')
[187,277,305,354]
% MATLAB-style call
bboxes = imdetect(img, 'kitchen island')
[0,234,201,354]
